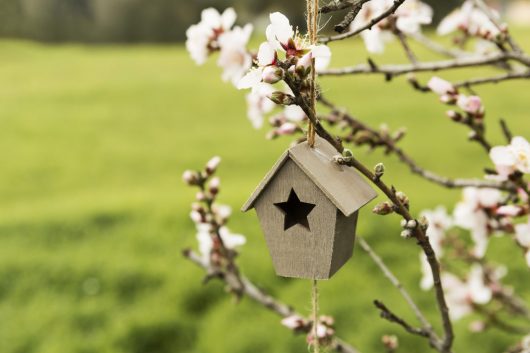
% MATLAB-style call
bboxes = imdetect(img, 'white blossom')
[456,94,484,116]
[237,42,277,90]
[515,221,530,267]
[217,24,253,86]
[245,83,276,129]
[281,315,305,329]
[437,1,500,39]
[350,0,432,53]
[443,265,492,321]
[238,12,331,90]
[496,205,522,217]
[419,253,434,290]
[490,136,530,180]
[395,0,433,34]
[213,204,232,220]
[196,224,246,265]
[454,187,501,258]
[421,206,452,255]
[427,76,456,96]
[419,206,452,290]
[186,8,237,65]
[283,105,306,122]
[206,156,221,172]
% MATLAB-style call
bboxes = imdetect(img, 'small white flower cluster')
[186,8,253,86]
[186,9,330,133]
[281,314,335,346]
[350,0,433,53]
[437,0,503,41]
[419,180,530,322]
[490,136,530,181]
[428,76,485,119]
[183,156,246,266]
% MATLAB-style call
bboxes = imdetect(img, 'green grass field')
[0,31,529,353]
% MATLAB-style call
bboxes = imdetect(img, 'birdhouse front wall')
[254,159,338,279]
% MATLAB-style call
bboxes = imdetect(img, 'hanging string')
[311,279,320,353]
[306,2,320,352]
[306,0,318,148]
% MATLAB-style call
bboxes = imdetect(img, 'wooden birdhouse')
[242,136,377,280]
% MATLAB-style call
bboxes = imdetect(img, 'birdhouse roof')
[241,136,377,216]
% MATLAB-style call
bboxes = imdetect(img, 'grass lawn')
[0,29,529,353]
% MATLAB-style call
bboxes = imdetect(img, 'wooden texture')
[242,136,377,215]
[329,210,358,277]
[289,137,377,216]
[241,136,377,279]
[254,159,337,279]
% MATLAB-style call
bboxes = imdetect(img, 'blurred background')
[1,1,530,353]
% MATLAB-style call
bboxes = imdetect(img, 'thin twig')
[337,155,455,352]
[407,32,470,59]
[319,52,530,77]
[359,237,439,343]
[373,300,431,338]
[317,96,515,191]
[284,74,456,351]
[472,0,522,54]
[183,249,361,353]
[320,0,407,44]
[452,71,530,89]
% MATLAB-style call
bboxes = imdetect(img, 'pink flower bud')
[281,315,305,330]
[182,170,198,185]
[457,95,484,116]
[196,191,207,201]
[205,156,221,174]
[209,176,221,194]
[277,122,298,135]
[261,66,283,84]
[269,91,296,105]
[446,110,463,122]
[298,52,312,69]
[496,205,522,217]
[469,320,486,333]
[190,210,203,223]
[428,76,455,96]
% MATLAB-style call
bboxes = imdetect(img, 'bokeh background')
[1,1,529,352]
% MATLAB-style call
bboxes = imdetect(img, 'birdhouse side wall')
[329,210,358,278]
[254,159,337,279]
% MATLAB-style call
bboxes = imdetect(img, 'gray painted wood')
[255,160,337,279]
[242,136,377,279]
[242,136,377,216]
[329,210,358,278]
[289,137,377,216]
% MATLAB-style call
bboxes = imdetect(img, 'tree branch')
[183,249,361,353]
[359,237,440,345]
[320,0,407,44]
[318,52,530,77]
[373,300,431,338]
[317,96,515,192]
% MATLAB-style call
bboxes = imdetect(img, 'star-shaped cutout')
[274,189,316,231]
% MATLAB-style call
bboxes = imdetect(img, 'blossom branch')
[319,52,530,77]
[319,0,406,44]
[282,68,454,351]
[182,249,361,353]
[452,71,530,89]
[317,96,515,191]
[472,0,522,54]
[334,154,455,352]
